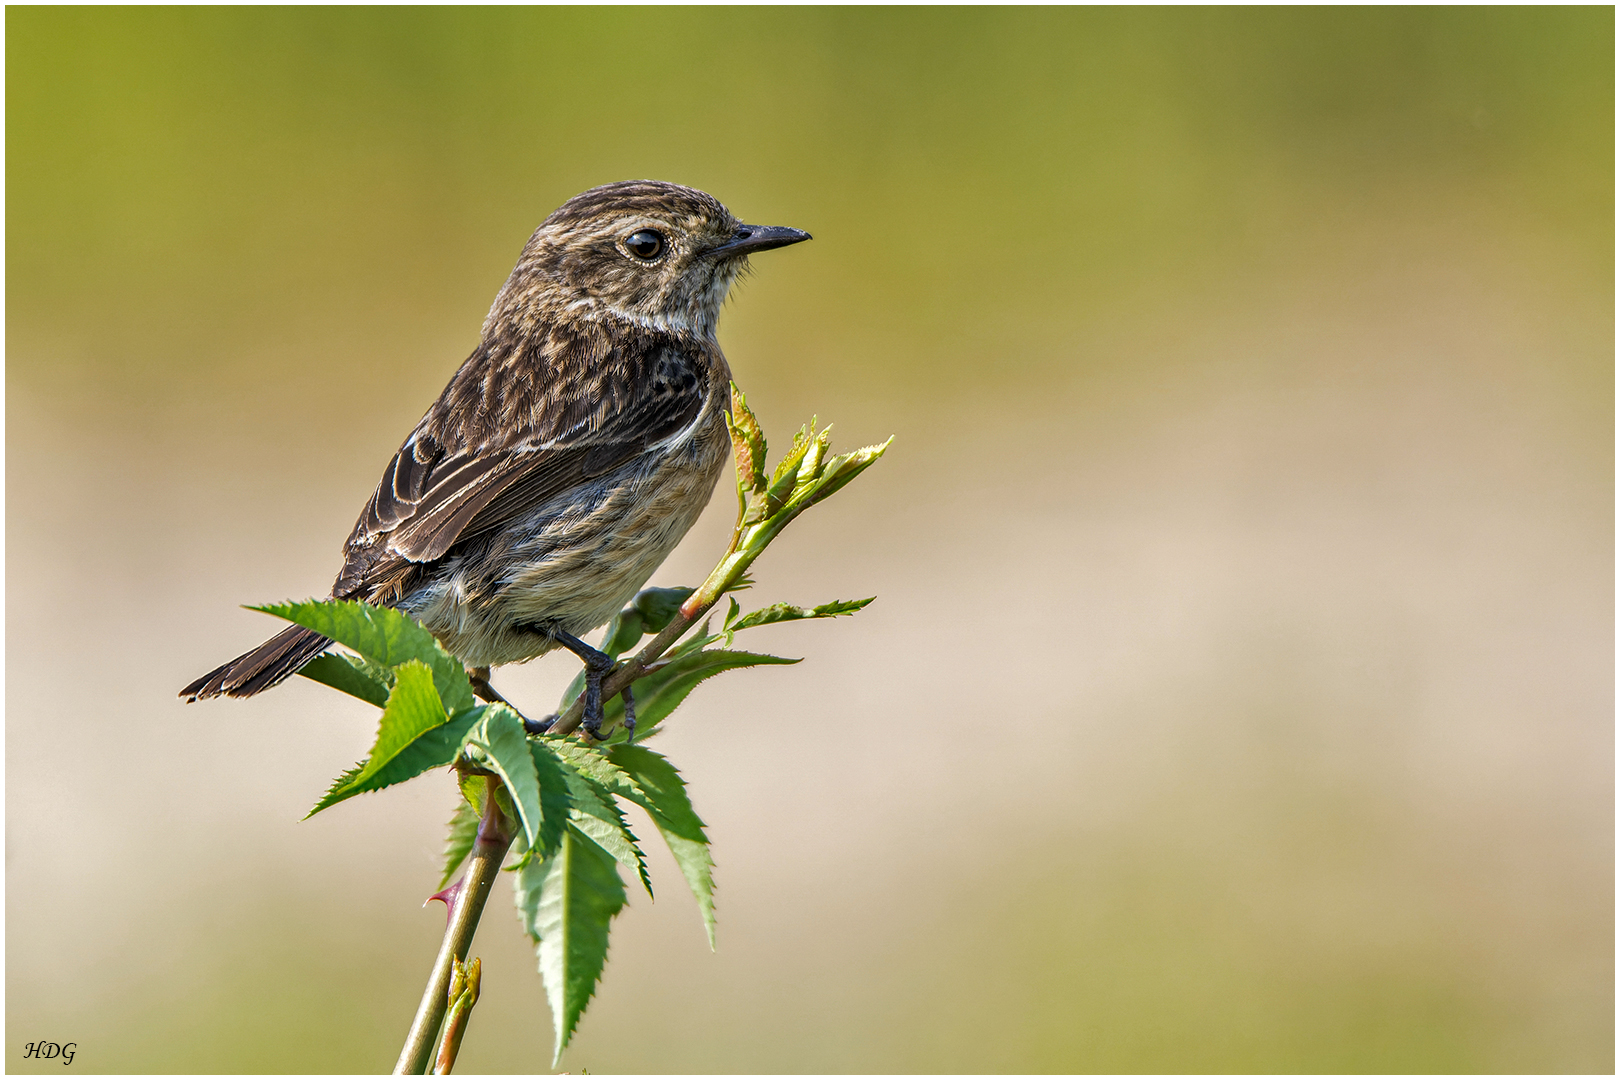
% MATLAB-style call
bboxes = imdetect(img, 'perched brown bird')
[181,180,811,734]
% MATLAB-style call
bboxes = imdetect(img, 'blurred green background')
[7,7,1612,1073]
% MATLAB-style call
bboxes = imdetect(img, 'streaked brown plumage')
[181,180,811,727]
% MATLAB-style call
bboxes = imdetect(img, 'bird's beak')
[707,223,812,258]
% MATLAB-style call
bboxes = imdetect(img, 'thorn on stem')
[427,879,464,925]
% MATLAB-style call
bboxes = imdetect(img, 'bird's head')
[486,180,811,340]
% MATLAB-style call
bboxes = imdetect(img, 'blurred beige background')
[7,8,1612,1073]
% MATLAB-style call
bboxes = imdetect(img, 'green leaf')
[507,747,646,896]
[440,796,480,888]
[605,744,717,949]
[545,742,691,912]
[253,599,473,715]
[726,386,767,505]
[352,660,448,787]
[546,741,639,797]
[515,825,627,1065]
[550,759,652,897]
[308,762,364,817]
[633,586,693,632]
[297,652,391,707]
[375,704,481,784]
[764,423,819,519]
[513,839,546,938]
[597,608,645,659]
[570,797,652,898]
[555,669,590,716]
[305,705,484,816]
[463,704,544,850]
[726,596,874,633]
[523,739,583,865]
[796,437,894,511]
[606,648,799,743]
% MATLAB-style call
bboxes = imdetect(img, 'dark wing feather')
[379,448,528,560]
[334,327,708,599]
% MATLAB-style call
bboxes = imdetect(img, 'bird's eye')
[624,230,665,260]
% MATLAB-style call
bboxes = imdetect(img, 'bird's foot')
[547,629,616,740]
[583,671,605,740]
[622,684,636,744]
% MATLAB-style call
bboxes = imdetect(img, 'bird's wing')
[334,329,708,597]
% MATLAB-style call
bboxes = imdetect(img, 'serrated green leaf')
[297,652,391,707]
[463,704,543,850]
[669,617,720,656]
[764,423,817,518]
[604,648,799,744]
[516,825,627,1065]
[796,437,893,510]
[541,738,673,906]
[544,758,652,896]
[570,799,652,898]
[352,660,448,786]
[727,596,874,633]
[546,741,638,796]
[254,599,473,714]
[371,705,482,785]
[440,796,480,888]
[726,387,767,502]
[523,740,582,864]
[513,839,546,940]
[635,648,798,737]
[306,706,484,816]
[605,744,717,949]
[308,762,365,817]
[354,652,400,689]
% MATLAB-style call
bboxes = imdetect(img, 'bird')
[181,179,811,737]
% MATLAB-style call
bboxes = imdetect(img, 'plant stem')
[394,780,513,1074]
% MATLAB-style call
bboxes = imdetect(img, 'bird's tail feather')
[180,624,332,701]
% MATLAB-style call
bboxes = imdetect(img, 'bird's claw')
[582,667,606,739]
[527,628,632,742]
